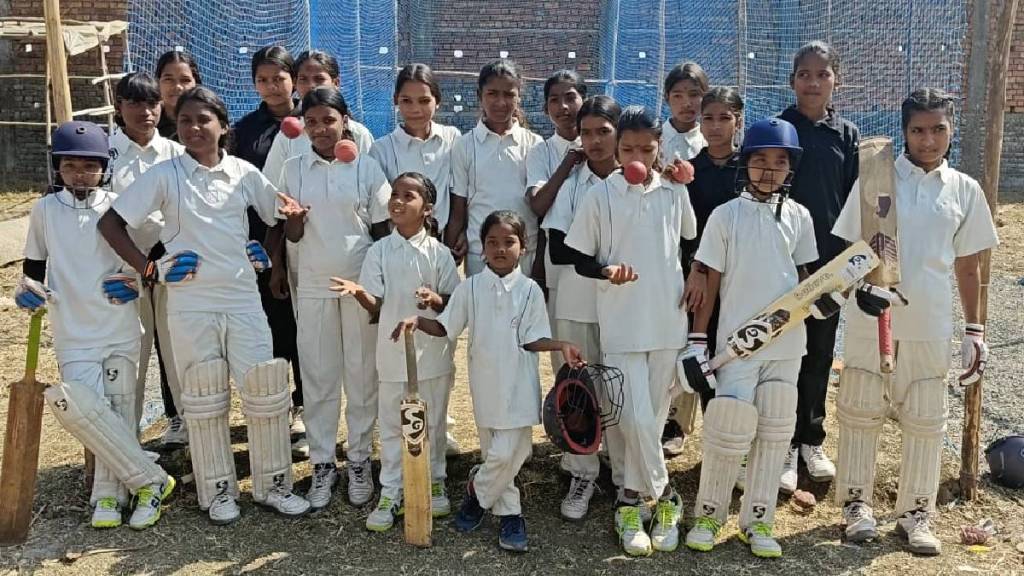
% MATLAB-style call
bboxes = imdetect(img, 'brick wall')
[0,0,128,187]
[1000,7,1024,191]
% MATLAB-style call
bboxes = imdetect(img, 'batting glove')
[246,240,271,273]
[14,276,52,312]
[855,283,892,317]
[959,323,988,386]
[677,332,717,394]
[157,250,200,284]
[102,272,140,305]
[810,291,846,320]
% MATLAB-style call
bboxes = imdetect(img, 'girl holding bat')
[330,172,460,532]
[274,86,392,511]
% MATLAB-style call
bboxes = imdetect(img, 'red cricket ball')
[280,116,303,139]
[334,139,359,163]
[623,161,648,185]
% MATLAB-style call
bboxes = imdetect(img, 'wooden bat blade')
[0,312,46,545]
[719,241,879,364]
[858,136,901,286]
[401,397,431,547]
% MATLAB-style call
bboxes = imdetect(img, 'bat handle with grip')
[878,308,894,374]
[25,310,45,380]
[404,331,418,396]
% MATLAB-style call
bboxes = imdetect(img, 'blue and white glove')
[246,240,271,272]
[157,250,201,283]
[102,272,140,305]
[14,277,52,312]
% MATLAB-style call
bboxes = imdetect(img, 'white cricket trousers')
[603,349,678,499]
[378,375,453,497]
[167,312,274,388]
[474,426,533,516]
[554,319,604,481]
[296,296,378,465]
[137,285,179,424]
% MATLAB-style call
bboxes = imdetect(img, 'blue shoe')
[454,466,485,532]
[498,514,528,552]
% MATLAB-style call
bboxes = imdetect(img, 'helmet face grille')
[543,363,626,455]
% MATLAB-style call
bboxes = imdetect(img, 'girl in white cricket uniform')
[525,70,585,313]
[330,173,459,531]
[832,89,998,557]
[684,118,817,559]
[275,86,391,510]
[660,62,709,164]
[18,121,174,531]
[541,95,621,521]
[262,50,375,189]
[109,72,185,442]
[99,87,310,525]
[565,106,697,556]
[393,210,583,553]
[370,63,460,233]
[447,59,542,275]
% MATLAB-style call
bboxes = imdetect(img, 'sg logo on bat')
[401,400,427,456]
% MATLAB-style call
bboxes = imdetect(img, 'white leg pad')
[835,367,886,506]
[895,378,946,514]
[669,390,700,435]
[239,359,293,501]
[45,380,165,494]
[91,355,139,505]
[740,381,797,529]
[694,397,758,523]
[180,358,238,509]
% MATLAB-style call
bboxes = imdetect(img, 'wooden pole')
[42,0,72,123]
[960,0,1018,500]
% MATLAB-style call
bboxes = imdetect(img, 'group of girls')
[28,37,967,560]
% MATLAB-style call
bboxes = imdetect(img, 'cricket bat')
[682,242,879,389]
[401,331,431,547]
[0,311,47,545]
[858,137,901,374]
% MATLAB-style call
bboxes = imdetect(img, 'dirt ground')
[0,191,1022,576]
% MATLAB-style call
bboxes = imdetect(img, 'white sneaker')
[560,476,596,521]
[614,504,652,557]
[735,454,748,492]
[740,521,782,558]
[91,497,122,529]
[291,436,310,459]
[290,406,306,436]
[779,445,799,494]
[208,493,241,525]
[257,484,311,518]
[162,416,188,446]
[431,481,451,517]
[650,492,683,552]
[366,493,403,532]
[843,500,878,542]
[129,477,176,530]
[800,444,836,482]
[307,463,338,511]
[445,431,461,458]
[347,459,375,506]
[896,510,942,556]
[685,515,722,552]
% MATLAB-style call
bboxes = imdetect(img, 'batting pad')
[740,381,797,530]
[180,358,238,509]
[239,359,293,502]
[895,378,946,514]
[91,355,139,505]
[835,367,887,506]
[694,397,757,523]
[45,381,166,493]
